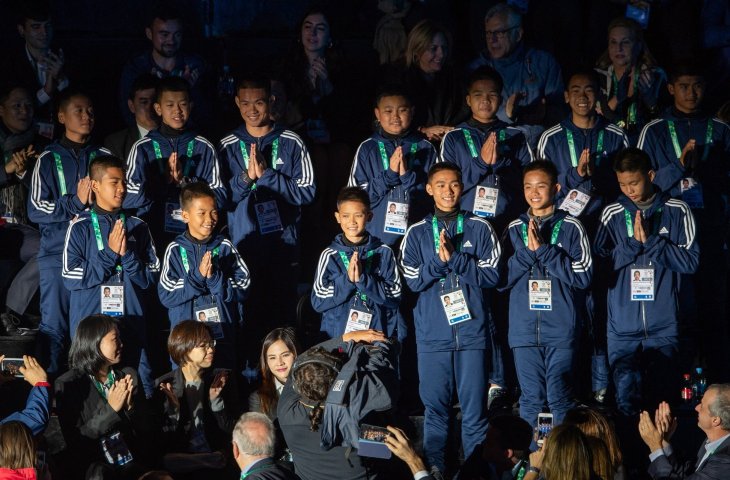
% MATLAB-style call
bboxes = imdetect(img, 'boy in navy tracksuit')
[219,77,315,355]
[536,70,628,403]
[400,163,501,475]
[440,66,533,235]
[637,63,730,380]
[594,148,699,416]
[28,91,111,374]
[124,76,225,249]
[158,182,250,371]
[311,187,404,340]
[501,160,592,426]
[347,88,437,247]
[62,156,159,394]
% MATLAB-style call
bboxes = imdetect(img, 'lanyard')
[91,370,115,399]
[612,68,640,125]
[667,119,713,163]
[463,129,506,158]
[240,464,274,479]
[53,150,97,196]
[624,208,663,237]
[431,213,464,254]
[338,249,375,301]
[180,246,220,273]
[90,210,127,251]
[239,138,280,170]
[376,141,419,171]
[521,218,563,246]
[565,129,604,168]
[152,139,194,176]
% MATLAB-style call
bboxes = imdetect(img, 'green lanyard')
[92,370,115,399]
[612,68,640,125]
[521,218,563,246]
[565,130,604,168]
[239,138,279,170]
[667,119,713,163]
[431,213,464,254]
[53,150,97,196]
[240,464,274,479]
[624,208,662,237]
[338,250,375,301]
[90,210,126,251]
[152,139,194,176]
[463,129,506,158]
[179,246,220,273]
[376,141,419,170]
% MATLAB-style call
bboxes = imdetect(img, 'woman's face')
[418,32,448,74]
[608,26,638,69]
[266,339,295,384]
[301,13,331,55]
[186,337,215,369]
[99,327,122,366]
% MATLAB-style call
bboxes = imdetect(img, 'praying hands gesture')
[526,218,543,252]
[480,132,498,166]
[347,250,362,283]
[41,49,65,95]
[107,219,127,256]
[389,146,406,176]
[199,251,213,278]
[167,152,184,184]
[76,176,92,205]
[246,143,266,181]
[107,374,134,412]
[438,229,454,262]
[679,139,696,168]
[577,148,593,177]
[633,210,647,244]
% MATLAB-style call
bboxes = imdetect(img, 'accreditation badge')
[100,283,124,317]
[558,189,591,217]
[384,201,409,235]
[472,185,499,218]
[194,296,223,339]
[630,266,654,301]
[680,178,704,209]
[254,200,284,235]
[164,201,185,234]
[528,279,552,311]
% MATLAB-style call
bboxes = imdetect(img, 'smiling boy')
[399,162,501,475]
[158,182,250,370]
[62,156,159,393]
[501,160,591,427]
[311,187,403,339]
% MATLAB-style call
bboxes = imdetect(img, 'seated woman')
[277,329,398,480]
[54,314,152,480]
[151,320,236,478]
[0,421,40,480]
[248,327,299,420]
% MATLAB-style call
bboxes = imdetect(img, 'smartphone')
[1,357,24,378]
[358,424,392,459]
[536,413,554,447]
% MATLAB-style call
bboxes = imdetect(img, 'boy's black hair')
[374,85,413,108]
[128,74,159,101]
[427,162,462,183]
[16,0,50,24]
[235,76,272,98]
[564,68,600,91]
[69,315,120,376]
[89,155,126,181]
[155,76,190,104]
[613,147,652,174]
[57,89,91,113]
[523,159,558,185]
[336,186,370,210]
[0,83,31,105]
[180,181,215,210]
[148,0,182,26]
[668,59,705,84]
[467,66,504,93]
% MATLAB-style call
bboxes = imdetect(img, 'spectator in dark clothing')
[104,74,159,161]
[701,0,730,109]
[0,355,50,436]
[232,412,298,480]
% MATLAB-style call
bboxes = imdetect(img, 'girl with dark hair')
[277,329,398,480]
[151,320,236,478]
[54,314,152,479]
[249,327,299,420]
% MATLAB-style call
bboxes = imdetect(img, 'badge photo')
[100,284,125,317]
[528,279,552,311]
[164,201,186,234]
[473,185,498,218]
[558,189,591,217]
[345,308,373,334]
[440,289,472,325]
[255,200,284,234]
[384,201,409,235]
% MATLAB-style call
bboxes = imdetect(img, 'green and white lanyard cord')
[463,129,506,159]
[152,139,194,176]
[432,214,464,284]
[376,141,419,170]
[91,370,116,399]
[612,68,640,126]
[179,246,220,273]
[53,150,98,196]
[520,218,563,246]
[667,119,713,164]
[565,129,605,168]
[623,208,663,237]
[338,249,375,301]
[239,138,280,191]
[90,210,126,274]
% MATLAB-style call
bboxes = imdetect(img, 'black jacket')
[648,435,730,479]
[241,457,300,480]
[104,126,141,162]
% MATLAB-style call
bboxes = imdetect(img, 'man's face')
[374,95,413,136]
[485,14,521,60]
[695,389,719,434]
[523,170,558,212]
[564,75,597,117]
[617,169,655,203]
[18,18,52,51]
[128,87,157,130]
[668,75,705,114]
[182,196,218,240]
[466,79,501,123]
[235,88,272,129]
[0,88,34,134]
[92,167,126,210]
[146,18,182,58]
[426,169,463,211]
[154,90,190,129]
[58,95,95,137]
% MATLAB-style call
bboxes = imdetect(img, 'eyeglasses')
[195,340,216,350]
[485,26,519,40]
